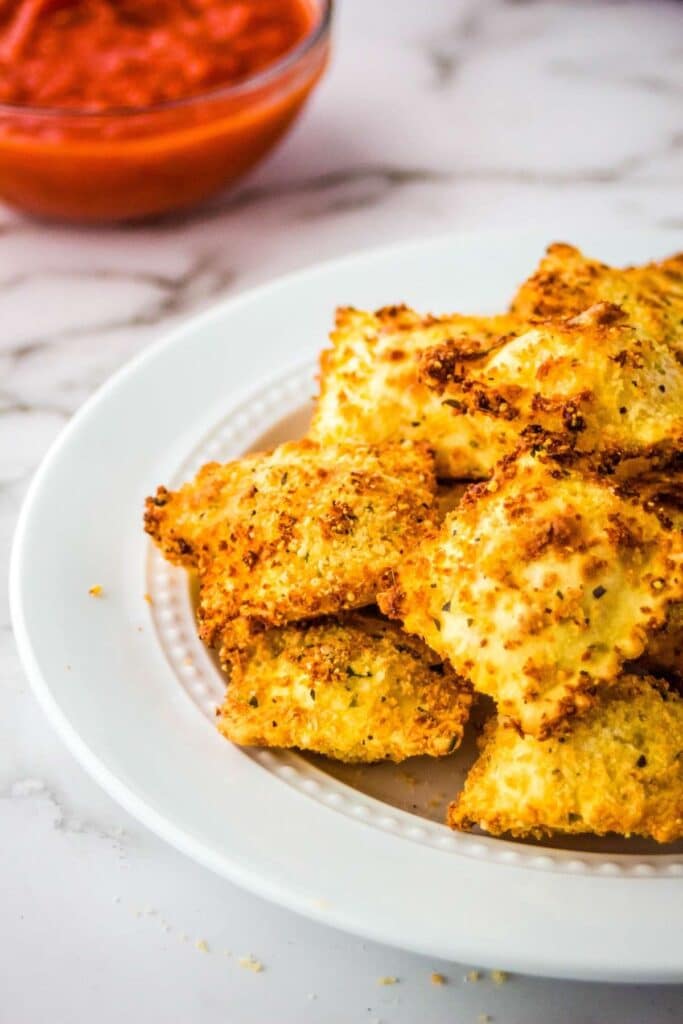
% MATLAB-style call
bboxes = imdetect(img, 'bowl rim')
[0,0,332,121]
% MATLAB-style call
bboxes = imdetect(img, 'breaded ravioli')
[419,303,683,473]
[510,242,683,357]
[145,439,437,650]
[378,447,683,737]
[310,304,521,478]
[216,614,472,762]
[449,676,683,843]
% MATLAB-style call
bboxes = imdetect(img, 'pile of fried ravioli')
[145,242,683,844]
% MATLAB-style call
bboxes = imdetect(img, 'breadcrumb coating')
[419,302,683,472]
[312,297,683,481]
[310,304,521,478]
[145,439,438,650]
[510,242,683,357]
[379,447,683,737]
[217,614,472,762]
[449,675,683,843]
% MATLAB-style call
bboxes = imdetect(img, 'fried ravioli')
[378,447,683,737]
[312,301,683,481]
[216,614,472,762]
[145,439,438,650]
[419,302,683,473]
[310,304,521,478]
[449,675,683,843]
[510,242,683,357]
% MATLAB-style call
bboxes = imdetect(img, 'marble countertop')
[3,1,683,1020]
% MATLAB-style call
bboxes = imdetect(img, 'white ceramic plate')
[11,230,683,983]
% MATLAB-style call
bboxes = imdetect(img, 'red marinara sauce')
[0,0,329,221]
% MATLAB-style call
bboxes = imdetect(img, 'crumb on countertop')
[195,939,209,953]
[466,969,481,983]
[430,972,446,986]
[490,969,508,985]
[88,584,103,597]
[143,592,153,604]
[239,955,263,973]
[378,976,398,986]
[478,1015,492,1023]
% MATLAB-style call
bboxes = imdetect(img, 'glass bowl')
[0,0,332,223]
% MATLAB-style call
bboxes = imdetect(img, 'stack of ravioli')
[146,243,683,845]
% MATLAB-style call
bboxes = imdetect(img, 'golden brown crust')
[378,446,683,737]
[144,459,249,567]
[310,305,522,478]
[419,303,683,472]
[145,439,438,650]
[217,613,472,763]
[311,297,683,480]
[448,675,683,843]
[510,242,683,358]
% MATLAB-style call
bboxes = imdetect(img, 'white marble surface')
[3,0,683,1020]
